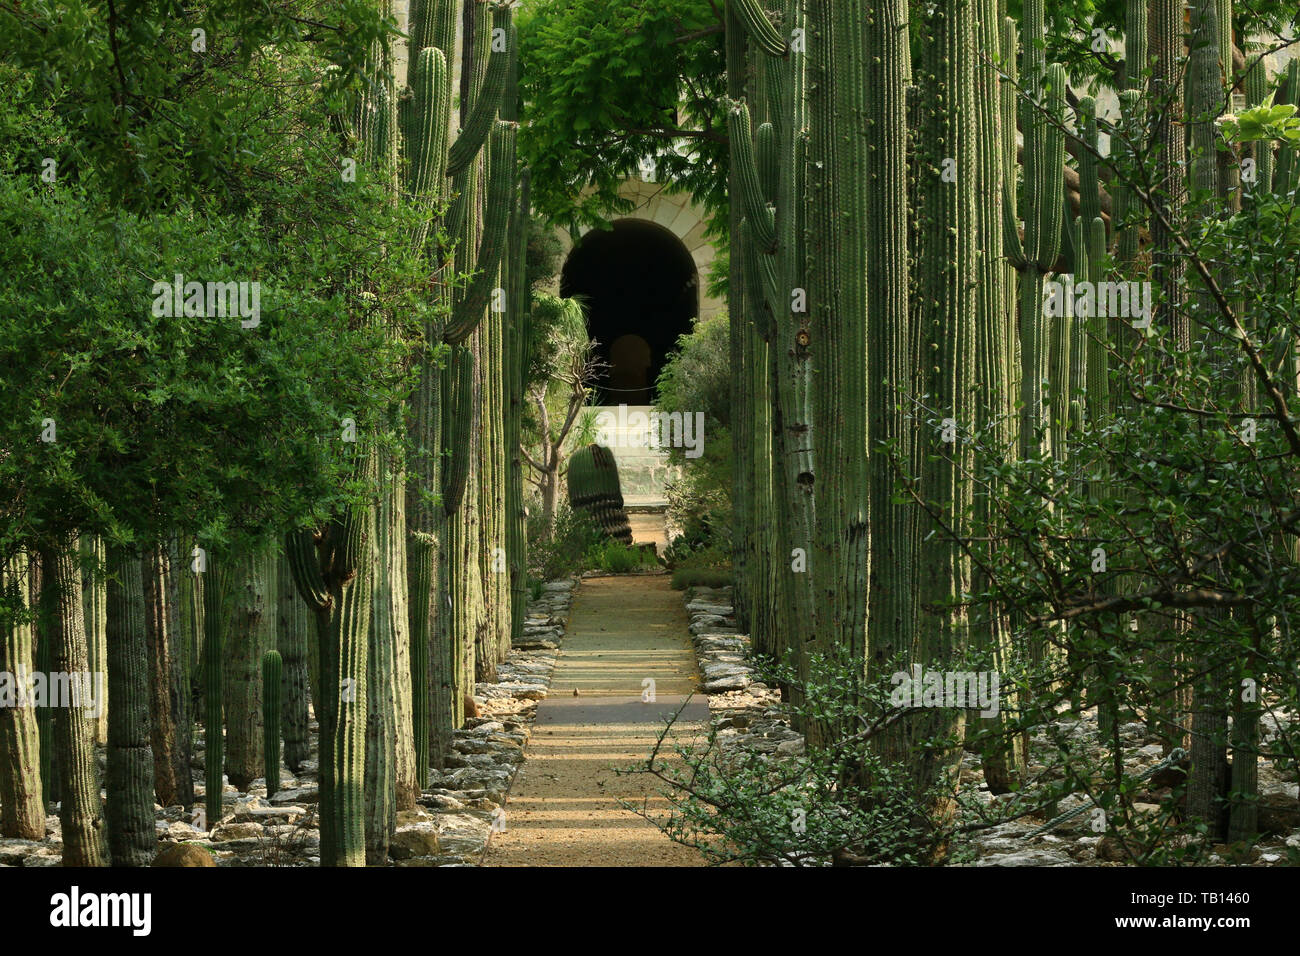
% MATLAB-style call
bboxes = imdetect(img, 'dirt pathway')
[482,574,710,867]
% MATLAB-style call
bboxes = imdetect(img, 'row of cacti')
[725,0,1275,844]
[566,444,634,545]
[0,1,535,866]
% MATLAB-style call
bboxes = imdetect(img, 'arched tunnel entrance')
[559,219,699,405]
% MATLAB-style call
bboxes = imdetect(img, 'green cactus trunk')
[366,454,401,862]
[105,544,156,866]
[0,550,45,839]
[80,535,108,747]
[34,554,57,808]
[729,0,817,716]
[968,0,1024,793]
[332,460,376,867]
[201,554,230,835]
[275,547,311,772]
[143,541,193,809]
[909,0,978,850]
[504,168,531,655]
[39,534,108,866]
[1185,0,1231,840]
[224,545,274,792]
[262,650,282,799]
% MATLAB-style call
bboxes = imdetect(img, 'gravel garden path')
[481,574,710,867]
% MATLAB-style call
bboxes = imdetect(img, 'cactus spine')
[262,650,282,799]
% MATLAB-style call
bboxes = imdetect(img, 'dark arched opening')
[559,218,698,405]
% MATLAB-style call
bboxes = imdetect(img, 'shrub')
[618,652,953,866]
[527,502,604,582]
[582,539,658,574]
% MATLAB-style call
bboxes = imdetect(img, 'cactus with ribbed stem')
[405,1,518,785]
[143,541,192,809]
[909,0,979,844]
[1151,0,1190,348]
[504,167,531,657]
[38,534,108,866]
[224,546,275,792]
[726,1,753,636]
[567,445,634,545]
[1113,89,1145,265]
[804,0,872,735]
[201,555,232,836]
[969,0,1024,793]
[275,548,311,771]
[262,650,282,799]
[1274,61,1300,195]
[1005,0,1067,463]
[728,0,817,718]
[0,550,44,839]
[105,545,156,866]
[1111,0,1147,265]
[80,536,108,746]
[1243,50,1274,197]
[1185,0,1231,840]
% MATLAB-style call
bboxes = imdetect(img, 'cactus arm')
[446,8,514,177]
[729,103,778,253]
[445,121,518,344]
[731,0,787,58]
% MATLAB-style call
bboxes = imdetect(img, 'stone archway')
[560,218,698,404]
[550,178,723,518]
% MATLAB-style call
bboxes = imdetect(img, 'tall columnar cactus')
[910,0,979,839]
[1113,89,1145,265]
[1111,0,1148,266]
[262,650,282,799]
[503,166,531,657]
[405,1,518,786]
[224,546,274,792]
[728,0,817,718]
[1005,17,1066,465]
[274,548,311,772]
[201,556,231,836]
[725,0,753,636]
[1273,61,1300,196]
[1243,50,1274,197]
[38,534,108,866]
[105,545,156,866]
[1186,0,1231,840]
[969,0,1024,793]
[1151,0,1190,348]
[80,535,108,746]
[143,541,192,809]
[0,550,44,839]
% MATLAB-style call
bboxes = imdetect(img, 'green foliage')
[619,653,952,866]
[526,503,603,583]
[516,0,727,235]
[0,173,417,561]
[656,312,733,557]
[582,540,657,574]
[0,0,395,210]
